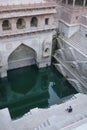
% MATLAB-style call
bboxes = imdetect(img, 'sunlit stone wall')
[0,0,56,78]
[0,0,45,5]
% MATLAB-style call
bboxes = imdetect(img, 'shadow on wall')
[8,44,36,70]
[52,36,58,54]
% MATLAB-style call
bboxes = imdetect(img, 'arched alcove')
[16,18,25,29]
[30,17,38,27]
[8,44,36,70]
[2,20,11,30]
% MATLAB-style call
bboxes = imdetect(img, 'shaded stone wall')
[8,44,36,70]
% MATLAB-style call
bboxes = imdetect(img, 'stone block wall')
[58,21,80,38]
[0,1,56,78]
[0,30,53,77]
[80,15,87,26]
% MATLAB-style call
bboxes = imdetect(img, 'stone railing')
[0,8,56,19]
[60,2,87,11]
[0,2,56,12]
[0,25,56,38]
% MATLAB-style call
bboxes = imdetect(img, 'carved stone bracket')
[42,40,51,57]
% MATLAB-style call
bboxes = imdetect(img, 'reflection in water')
[0,65,77,119]
[48,82,60,106]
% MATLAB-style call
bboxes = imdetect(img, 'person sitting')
[66,106,72,113]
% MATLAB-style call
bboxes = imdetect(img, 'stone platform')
[1,93,87,130]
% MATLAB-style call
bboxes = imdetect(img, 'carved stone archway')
[8,44,36,70]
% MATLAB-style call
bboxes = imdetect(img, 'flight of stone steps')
[34,119,51,130]
[64,32,87,56]
[1,94,87,130]
[53,50,87,93]
[32,94,87,130]
[34,110,87,130]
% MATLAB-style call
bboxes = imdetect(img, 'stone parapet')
[0,25,56,38]
[57,1,87,24]
[0,2,56,12]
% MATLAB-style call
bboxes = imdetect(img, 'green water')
[0,65,77,119]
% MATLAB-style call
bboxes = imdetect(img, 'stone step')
[34,119,50,130]
[64,35,87,56]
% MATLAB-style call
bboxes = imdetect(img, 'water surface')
[0,65,77,119]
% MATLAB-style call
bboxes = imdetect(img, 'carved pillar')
[73,0,76,7]
[11,19,17,32]
[83,0,86,6]
[66,0,68,5]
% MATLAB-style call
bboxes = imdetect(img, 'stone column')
[83,0,86,6]
[25,17,30,29]
[73,0,76,7]
[11,19,17,32]
[66,0,68,5]
[0,20,2,32]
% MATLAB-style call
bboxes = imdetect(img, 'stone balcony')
[0,2,56,13]
[0,1,56,11]
[0,25,56,38]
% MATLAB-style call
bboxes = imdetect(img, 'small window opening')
[45,48,49,52]
[45,18,49,25]
[76,16,79,19]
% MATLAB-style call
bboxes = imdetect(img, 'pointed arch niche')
[8,44,36,70]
